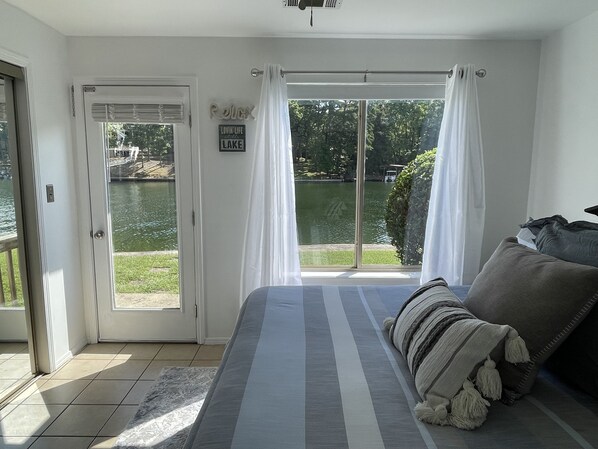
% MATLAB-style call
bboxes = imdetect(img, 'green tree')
[385,149,436,265]
[289,99,443,180]
[106,123,174,161]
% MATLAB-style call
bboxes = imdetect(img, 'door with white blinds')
[83,85,196,341]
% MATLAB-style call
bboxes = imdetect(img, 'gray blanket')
[184,285,598,449]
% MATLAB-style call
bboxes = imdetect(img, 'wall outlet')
[46,184,55,203]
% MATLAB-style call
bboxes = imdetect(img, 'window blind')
[91,103,185,124]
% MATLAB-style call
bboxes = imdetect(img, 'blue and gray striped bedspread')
[184,285,598,449]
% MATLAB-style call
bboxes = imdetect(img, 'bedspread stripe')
[323,286,385,449]
[304,286,349,449]
[230,287,306,449]
[357,286,441,449]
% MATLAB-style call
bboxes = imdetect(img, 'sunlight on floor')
[0,343,224,449]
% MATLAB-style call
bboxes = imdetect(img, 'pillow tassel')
[449,413,486,431]
[475,357,502,400]
[450,380,489,421]
[383,317,395,332]
[505,329,531,364]
[414,398,450,426]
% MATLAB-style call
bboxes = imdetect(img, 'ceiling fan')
[283,0,343,26]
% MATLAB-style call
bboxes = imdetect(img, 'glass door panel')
[291,100,358,267]
[363,99,444,267]
[0,74,35,398]
[104,123,181,309]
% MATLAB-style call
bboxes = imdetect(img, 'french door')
[83,85,197,341]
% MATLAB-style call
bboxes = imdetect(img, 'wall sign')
[210,103,255,121]
[219,124,246,152]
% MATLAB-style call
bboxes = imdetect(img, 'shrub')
[385,149,436,265]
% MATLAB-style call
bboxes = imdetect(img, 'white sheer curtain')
[421,64,486,285]
[240,64,302,302]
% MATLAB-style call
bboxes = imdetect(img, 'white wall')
[0,1,86,369]
[528,11,598,221]
[67,37,541,340]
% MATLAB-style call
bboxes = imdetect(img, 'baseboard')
[49,337,88,374]
[203,337,230,345]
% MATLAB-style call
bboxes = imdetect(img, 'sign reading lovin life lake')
[219,124,246,152]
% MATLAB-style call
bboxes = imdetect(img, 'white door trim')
[72,77,205,344]
[0,46,55,372]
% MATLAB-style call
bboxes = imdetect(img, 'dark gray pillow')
[536,221,598,268]
[463,237,598,404]
[536,220,598,398]
[520,215,567,236]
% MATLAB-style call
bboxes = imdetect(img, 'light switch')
[46,184,55,203]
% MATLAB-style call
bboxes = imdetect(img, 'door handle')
[93,230,105,240]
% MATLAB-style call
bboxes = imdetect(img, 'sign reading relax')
[219,124,246,152]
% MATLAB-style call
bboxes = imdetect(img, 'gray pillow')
[463,237,598,404]
[536,221,598,268]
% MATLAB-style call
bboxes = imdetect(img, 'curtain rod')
[250,67,487,80]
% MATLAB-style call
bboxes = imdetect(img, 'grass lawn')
[2,248,402,306]
[113,253,179,294]
[0,250,24,307]
[111,248,403,296]
[300,248,400,267]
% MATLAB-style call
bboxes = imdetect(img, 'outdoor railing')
[0,233,18,306]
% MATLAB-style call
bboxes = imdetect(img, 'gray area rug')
[114,366,217,449]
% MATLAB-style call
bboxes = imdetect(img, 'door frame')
[73,77,205,344]
[0,47,50,372]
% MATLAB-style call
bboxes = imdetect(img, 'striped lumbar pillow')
[384,278,529,430]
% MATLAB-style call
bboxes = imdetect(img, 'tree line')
[289,99,444,179]
[106,123,174,162]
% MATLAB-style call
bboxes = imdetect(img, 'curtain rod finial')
[251,68,261,77]
[476,69,487,78]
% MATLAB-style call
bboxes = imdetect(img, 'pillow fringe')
[476,357,502,400]
[450,379,490,420]
[414,401,450,426]
[505,329,531,363]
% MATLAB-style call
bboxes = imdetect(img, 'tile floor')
[0,343,224,449]
[0,343,34,402]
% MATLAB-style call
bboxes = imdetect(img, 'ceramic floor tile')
[8,379,48,404]
[0,379,26,400]
[97,405,137,437]
[0,359,32,380]
[139,360,191,380]
[10,354,32,361]
[88,436,118,448]
[96,360,150,381]
[0,404,18,421]
[0,404,66,437]
[121,380,154,405]
[154,344,199,361]
[113,343,163,360]
[51,360,110,381]
[0,344,28,360]
[0,435,35,448]
[73,380,135,405]
[42,405,116,437]
[23,380,91,405]
[75,344,125,360]
[29,436,94,449]
[190,360,220,367]
[194,344,226,361]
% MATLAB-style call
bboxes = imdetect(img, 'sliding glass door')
[0,67,36,399]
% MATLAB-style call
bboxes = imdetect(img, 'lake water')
[0,180,394,251]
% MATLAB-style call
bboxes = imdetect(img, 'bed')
[184,285,598,449]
